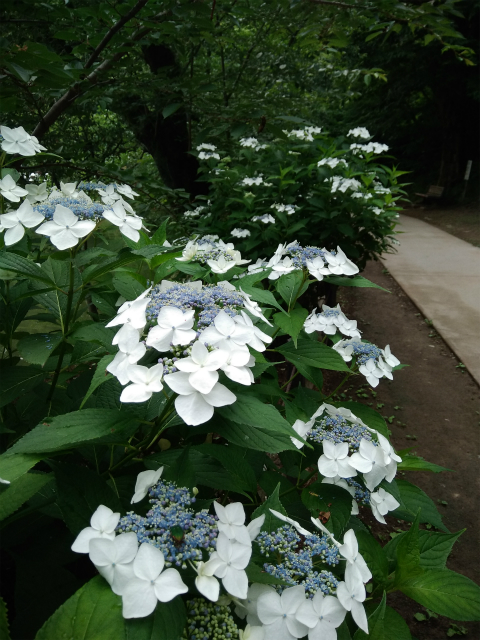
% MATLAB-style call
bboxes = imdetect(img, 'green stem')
[281,369,299,390]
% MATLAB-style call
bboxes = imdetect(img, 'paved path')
[381,214,480,385]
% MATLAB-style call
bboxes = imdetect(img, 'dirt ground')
[336,260,480,639]
[401,204,480,247]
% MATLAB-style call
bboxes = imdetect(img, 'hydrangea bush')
[0,126,479,640]
[185,125,407,268]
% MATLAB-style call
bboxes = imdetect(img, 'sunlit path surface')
[382,214,480,384]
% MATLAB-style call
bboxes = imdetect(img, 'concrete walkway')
[381,214,480,385]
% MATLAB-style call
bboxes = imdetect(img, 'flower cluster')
[292,403,401,522]
[257,524,340,597]
[347,127,370,139]
[317,157,348,169]
[106,276,272,425]
[333,338,400,387]
[304,304,361,338]
[0,127,145,249]
[250,241,359,281]
[240,137,267,151]
[351,142,389,156]
[118,479,218,569]
[285,126,322,141]
[197,143,220,160]
[177,237,250,274]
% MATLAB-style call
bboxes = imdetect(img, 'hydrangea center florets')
[256,524,339,597]
[345,341,382,365]
[309,415,374,452]
[117,480,218,568]
[284,244,327,268]
[146,283,246,329]
[34,194,105,221]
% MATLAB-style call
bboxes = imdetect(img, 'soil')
[401,204,480,247]
[335,260,480,640]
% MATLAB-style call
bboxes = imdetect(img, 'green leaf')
[353,592,386,640]
[0,365,45,408]
[0,597,10,640]
[275,271,308,308]
[151,220,169,246]
[9,409,139,454]
[192,444,257,493]
[82,251,139,282]
[398,455,451,473]
[162,103,183,119]
[273,306,309,346]
[218,393,295,438]
[125,597,186,640]
[0,251,55,286]
[252,483,287,533]
[16,333,63,366]
[331,401,389,438]
[32,258,83,329]
[324,275,390,292]
[238,283,287,314]
[301,482,352,537]
[392,480,448,532]
[355,602,412,640]
[385,529,464,571]
[0,472,53,521]
[337,621,353,640]
[212,420,297,453]
[0,453,41,483]
[163,447,196,489]
[35,576,124,640]
[112,272,146,300]
[79,355,114,409]
[394,513,422,586]
[356,530,389,585]
[277,339,350,371]
[54,463,123,534]
[71,324,116,352]
[174,261,207,278]
[399,569,480,621]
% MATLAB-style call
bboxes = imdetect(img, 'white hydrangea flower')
[35,204,96,250]
[130,466,164,503]
[324,246,359,276]
[0,174,29,202]
[252,214,275,224]
[146,306,196,352]
[0,125,46,156]
[71,505,120,553]
[203,533,251,599]
[0,200,44,245]
[25,182,48,203]
[347,127,370,139]
[318,441,356,479]
[231,228,251,238]
[103,200,142,242]
[120,364,164,403]
[370,487,400,523]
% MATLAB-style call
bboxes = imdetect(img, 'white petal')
[203,382,236,407]
[175,392,214,425]
[196,574,220,601]
[122,580,157,618]
[133,542,165,581]
[90,505,120,533]
[154,568,188,601]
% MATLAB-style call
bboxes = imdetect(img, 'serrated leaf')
[0,252,55,286]
[273,306,309,346]
[218,393,295,437]
[0,453,42,483]
[275,271,308,308]
[0,365,45,408]
[238,282,287,314]
[35,576,124,640]
[112,272,146,300]
[277,339,350,371]
[252,483,287,532]
[54,462,123,534]
[162,103,183,119]
[9,409,139,454]
[394,513,422,586]
[400,569,480,621]
[79,355,114,409]
[385,529,464,571]
[213,420,297,453]
[71,324,117,352]
[0,597,10,640]
[82,251,139,282]
[392,480,448,532]
[0,472,53,521]
[324,275,390,292]
[398,455,451,473]
[16,333,63,366]
[192,444,257,493]
[125,597,186,640]
[301,482,352,537]
[353,592,386,640]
